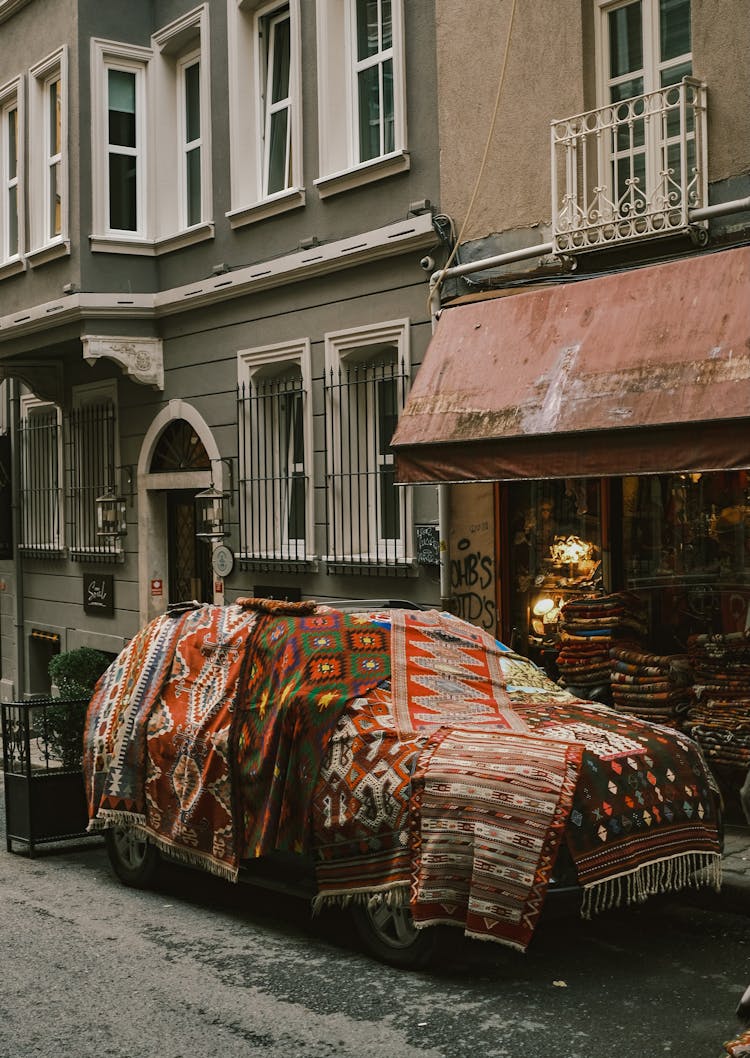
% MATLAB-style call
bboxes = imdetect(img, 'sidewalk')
[719,824,750,909]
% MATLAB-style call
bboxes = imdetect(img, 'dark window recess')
[0,433,11,558]
[19,407,62,553]
[68,401,118,560]
[323,356,410,575]
[150,418,210,472]
[237,374,310,573]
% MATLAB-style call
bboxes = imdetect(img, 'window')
[324,320,412,571]
[0,77,22,271]
[226,0,303,227]
[18,396,63,553]
[69,383,119,559]
[91,8,212,255]
[315,0,407,197]
[598,0,692,203]
[28,48,68,263]
[237,339,312,568]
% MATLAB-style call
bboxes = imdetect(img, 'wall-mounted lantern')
[195,457,234,543]
[95,466,134,538]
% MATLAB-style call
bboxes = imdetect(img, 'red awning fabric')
[393,245,750,483]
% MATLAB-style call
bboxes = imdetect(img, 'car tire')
[351,899,440,969]
[105,826,160,888]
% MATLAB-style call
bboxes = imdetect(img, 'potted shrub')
[46,647,110,769]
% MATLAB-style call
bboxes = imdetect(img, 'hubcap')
[112,826,149,869]
[367,901,420,949]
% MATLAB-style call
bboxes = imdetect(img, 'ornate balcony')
[551,78,707,255]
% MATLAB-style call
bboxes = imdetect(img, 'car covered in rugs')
[84,598,723,967]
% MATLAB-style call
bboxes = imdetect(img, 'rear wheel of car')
[351,900,439,969]
[105,826,160,888]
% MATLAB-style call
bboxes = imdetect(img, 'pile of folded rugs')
[609,644,693,728]
[684,630,750,771]
[556,592,648,694]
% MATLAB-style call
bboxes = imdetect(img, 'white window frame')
[314,0,408,199]
[237,338,313,561]
[324,318,413,565]
[0,75,24,277]
[19,393,64,552]
[27,47,68,266]
[226,0,304,228]
[152,5,212,244]
[595,0,693,196]
[178,50,203,229]
[90,7,213,257]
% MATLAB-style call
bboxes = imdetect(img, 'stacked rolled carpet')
[556,592,647,693]
[684,630,750,769]
[609,645,693,728]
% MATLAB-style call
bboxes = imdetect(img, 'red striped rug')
[410,727,583,951]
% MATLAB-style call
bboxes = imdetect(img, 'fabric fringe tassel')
[581,851,722,919]
[87,809,147,833]
[311,883,410,916]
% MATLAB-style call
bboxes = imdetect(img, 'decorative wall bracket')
[81,335,164,390]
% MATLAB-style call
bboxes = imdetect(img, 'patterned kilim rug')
[725,1028,750,1057]
[390,610,528,736]
[142,604,259,880]
[84,610,190,826]
[234,609,391,858]
[409,727,583,951]
[312,683,426,909]
[511,697,723,914]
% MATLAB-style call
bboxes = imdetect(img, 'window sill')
[0,257,26,280]
[314,151,410,200]
[90,222,215,256]
[26,240,70,268]
[227,188,306,229]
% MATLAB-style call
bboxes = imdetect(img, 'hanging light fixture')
[95,466,134,538]
[195,457,234,543]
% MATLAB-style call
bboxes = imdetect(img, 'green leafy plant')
[46,647,110,769]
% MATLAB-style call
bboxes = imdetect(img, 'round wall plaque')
[212,544,235,578]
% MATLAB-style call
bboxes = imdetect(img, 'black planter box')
[1,697,96,855]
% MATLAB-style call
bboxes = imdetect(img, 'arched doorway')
[136,401,226,624]
[150,420,212,605]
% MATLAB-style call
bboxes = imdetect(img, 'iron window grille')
[324,355,411,575]
[18,406,63,554]
[237,372,310,572]
[68,400,120,560]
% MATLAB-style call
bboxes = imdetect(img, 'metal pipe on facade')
[9,379,24,698]
[690,196,750,221]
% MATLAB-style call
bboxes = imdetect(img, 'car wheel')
[105,826,160,888]
[351,899,440,969]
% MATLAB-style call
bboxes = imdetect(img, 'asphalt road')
[1,794,748,1058]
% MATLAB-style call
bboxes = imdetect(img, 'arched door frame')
[137,400,227,624]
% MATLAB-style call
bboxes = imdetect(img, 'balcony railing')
[551,78,707,255]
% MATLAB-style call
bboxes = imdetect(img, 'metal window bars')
[323,355,411,576]
[68,400,120,560]
[18,407,63,554]
[237,373,311,572]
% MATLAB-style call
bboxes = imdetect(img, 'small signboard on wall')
[83,573,114,616]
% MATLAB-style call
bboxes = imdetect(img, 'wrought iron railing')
[68,401,120,560]
[323,357,412,575]
[18,407,63,554]
[237,375,312,572]
[551,78,707,254]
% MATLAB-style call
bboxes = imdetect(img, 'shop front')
[392,244,750,815]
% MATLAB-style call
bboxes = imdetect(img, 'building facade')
[0,0,445,699]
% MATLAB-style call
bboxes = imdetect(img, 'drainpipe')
[9,379,24,698]
[690,196,750,222]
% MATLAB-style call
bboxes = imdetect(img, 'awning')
[393,245,750,482]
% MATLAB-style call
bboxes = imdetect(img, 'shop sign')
[151,578,164,597]
[83,574,114,616]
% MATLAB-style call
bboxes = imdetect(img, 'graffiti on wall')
[448,482,497,633]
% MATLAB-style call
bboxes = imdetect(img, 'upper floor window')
[601,0,691,105]
[91,7,212,255]
[324,320,412,572]
[226,0,303,227]
[315,0,407,197]
[0,77,22,270]
[237,339,313,569]
[28,47,68,264]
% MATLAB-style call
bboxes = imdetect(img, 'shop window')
[507,478,603,656]
[622,470,750,650]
